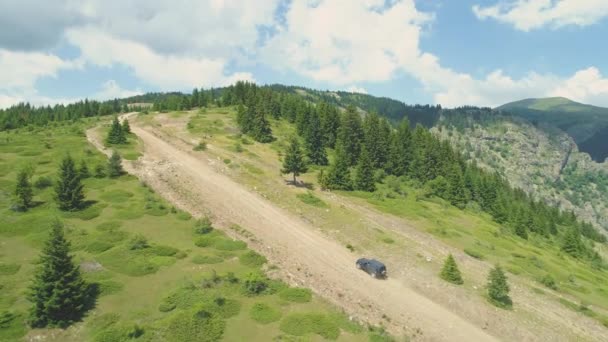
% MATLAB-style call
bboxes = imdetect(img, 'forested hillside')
[434,107,608,234]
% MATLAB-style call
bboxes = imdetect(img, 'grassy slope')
[0,119,379,341]
[178,107,608,329]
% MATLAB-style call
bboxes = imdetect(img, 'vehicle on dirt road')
[356,258,387,278]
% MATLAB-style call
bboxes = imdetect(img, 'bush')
[540,274,558,290]
[243,272,269,296]
[195,236,215,248]
[193,142,207,151]
[93,323,144,342]
[34,176,53,189]
[165,309,225,342]
[0,263,21,275]
[464,248,484,260]
[158,301,176,313]
[85,241,114,254]
[279,288,312,303]
[213,238,247,251]
[194,217,214,234]
[239,251,267,267]
[129,234,149,250]
[250,303,281,324]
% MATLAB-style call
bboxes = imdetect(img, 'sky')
[1,0,608,109]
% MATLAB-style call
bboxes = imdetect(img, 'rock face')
[432,114,608,234]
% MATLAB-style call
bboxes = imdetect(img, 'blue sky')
[1,0,608,108]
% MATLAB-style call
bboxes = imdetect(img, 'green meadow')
[0,120,385,341]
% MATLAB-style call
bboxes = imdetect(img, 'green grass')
[296,191,328,208]
[249,303,281,324]
[279,288,312,303]
[279,312,341,340]
[0,119,372,342]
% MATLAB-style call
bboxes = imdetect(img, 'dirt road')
[88,119,498,341]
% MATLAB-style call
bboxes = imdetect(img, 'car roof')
[358,258,385,268]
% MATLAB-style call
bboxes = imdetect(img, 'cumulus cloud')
[0,0,85,51]
[262,0,432,85]
[346,85,368,94]
[66,28,254,90]
[473,0,608,31]
[94,80,143,100]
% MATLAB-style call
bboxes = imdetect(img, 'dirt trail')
[87,119,498,341]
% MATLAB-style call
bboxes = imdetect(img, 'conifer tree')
[106,117,126,144]
[250,110,274,143]
[78,160,90,179]
[354,146,375,192]
[513,207,529,240]
[304,109,328,165]
[15,169,33,210]
[487,265,511,308]
[55,155,85,211]
[326,143,352,190]
[281,136,308,184]
[386,119,411,176]
[336,106,363,166]
[29,220,89,328]
[319,103,340,148]
[447,164,468,209]
[440,254,463,285]
[121,119,131,134]
[107,151,124,178]
[561,227,584,258]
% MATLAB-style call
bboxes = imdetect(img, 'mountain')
[498,97,608,162]
[435,107,608,233]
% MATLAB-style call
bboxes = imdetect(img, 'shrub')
[149,245,179,256]
[540,274,558,290]
[239,251,267,267]
[158,301,176,313]
[195,236,215,248]
[85,241,114,254]
[250,303,281,324]
[213,238,246,251]
[279,288,312,303]
[464,248,484,260]
[93,323,144,342]
[129,234,149,250]
[194,217,214,234]
[193,142,207,151]
[34,176,53,189]
[165,309,225,342]
[243,272,269,296]
[0,263,21,276]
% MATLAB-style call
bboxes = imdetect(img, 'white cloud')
[66,27,254,90]
[261,0,432,84]
[473,0,608,31]
[550,67,608,105]
[346,85,368,94]
[0,49,77,91]
[94,80,142,100]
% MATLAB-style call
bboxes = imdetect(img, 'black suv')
[356,258,387,278]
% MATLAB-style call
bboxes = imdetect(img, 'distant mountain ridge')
[497,97,608,162]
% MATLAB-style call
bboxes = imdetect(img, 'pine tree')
[446,164,468,209]
[336,106,363,166]
[326,143,352,190]
[354,146,375,192]
[561,227,584,258]
[487,265,511,308]
[29,220,89,328]
[121,119,131,134]
[304,109,328,165]
[319,103,340,148]
[15,169,33,210]
[107,151,124,178]
[386,119,411,176]
[55,155,85,211]
[440,254,463,285]
[281,136,308,184]
[106,117,126,144]
[79,160,90,179]
[513,207,529,240]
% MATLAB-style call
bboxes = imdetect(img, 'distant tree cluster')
[0,99,125,130]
